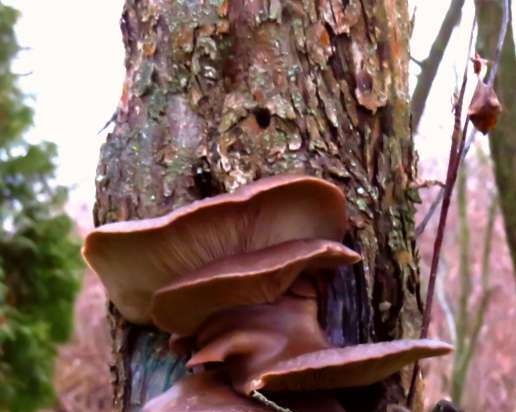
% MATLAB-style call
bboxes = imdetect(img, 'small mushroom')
[151,239,361,336]
[251,339,452,393]
[187,292,452,395]
[82,175,348,323]
[143,371,347,412]
[142,372,271,412]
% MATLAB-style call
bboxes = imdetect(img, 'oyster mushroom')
[186,291,452,395]
[143,371,347,412]
[142,372,271,412]
[82,175,348,323]
[151,239,361,336]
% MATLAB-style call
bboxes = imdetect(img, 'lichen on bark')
[94,1,421,410]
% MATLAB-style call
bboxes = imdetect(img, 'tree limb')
[411,0,465,131]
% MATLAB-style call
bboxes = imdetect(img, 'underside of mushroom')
[142,372,347,412]
[152,239,361,336]
[186,288,452,395]
[83,175,349,323]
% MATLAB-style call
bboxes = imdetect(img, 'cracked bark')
[93,1,422,411]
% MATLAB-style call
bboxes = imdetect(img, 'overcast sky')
[6,0,511,222]
[5,0,124,217]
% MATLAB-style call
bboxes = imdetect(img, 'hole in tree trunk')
[253,108,271,129]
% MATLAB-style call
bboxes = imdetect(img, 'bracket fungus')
[151,239,361,336]
[186,291,452,395]
[142,372,271,412]
[83,173,452,410]
[83,175,348,323]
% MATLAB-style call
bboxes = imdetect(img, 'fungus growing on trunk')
[142,372,271,412]
[142,371,347,412]
[186,291,452,395]
[151,239,361,336]
[83,175,348,323]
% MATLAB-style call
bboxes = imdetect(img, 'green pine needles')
[0,4,83,411]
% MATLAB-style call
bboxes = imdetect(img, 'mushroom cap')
[243,339,453,393]
[142,371,348,412]
[82,175,347,324]
[184,295,452,395]
[188,292,331,367]
[151,239,360,336]
[142,372,271,412]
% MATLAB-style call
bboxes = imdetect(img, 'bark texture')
[476,0,516,276]
[93,1,421,410]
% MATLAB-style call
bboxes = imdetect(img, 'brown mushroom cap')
[186,295,452,395]
[151,239,361,336]
[142,372,271,412]
[143,372,348,412]
[188,292,330,367]
[245,339,453,393]
[82,175,347,324]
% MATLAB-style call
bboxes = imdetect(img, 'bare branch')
[436,265,457,344]
[416,0,510,236]
[407,15,476,407]
[251,391,295,412]
[411,0,465,130]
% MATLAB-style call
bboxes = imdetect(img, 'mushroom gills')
[83,175,349,324]
[186,294,453,395]
[151,238,360,336]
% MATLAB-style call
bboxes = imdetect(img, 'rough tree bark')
[93,1,422,411]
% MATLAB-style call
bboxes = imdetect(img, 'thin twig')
[469,195,498,356]
[251,391,295,412]
[416,0,510,237]
[455,160,472,360]
[422,12,475,343]
[413,179,446,189]
[435,262,457,344]
[452,197,497,401]
[407,15,476,407]
[487,0,510,87]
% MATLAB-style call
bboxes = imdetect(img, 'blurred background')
[0,0,515,411]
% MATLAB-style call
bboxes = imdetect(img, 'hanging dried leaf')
[468,81,502,134]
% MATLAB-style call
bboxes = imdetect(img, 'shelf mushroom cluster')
[83,175,452,411]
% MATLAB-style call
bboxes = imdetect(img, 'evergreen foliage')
[0,4,82,411]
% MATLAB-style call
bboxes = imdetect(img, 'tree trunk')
[93,1,421,411]
[475,0,516,277]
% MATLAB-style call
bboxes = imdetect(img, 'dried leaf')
[468,81,502,134]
